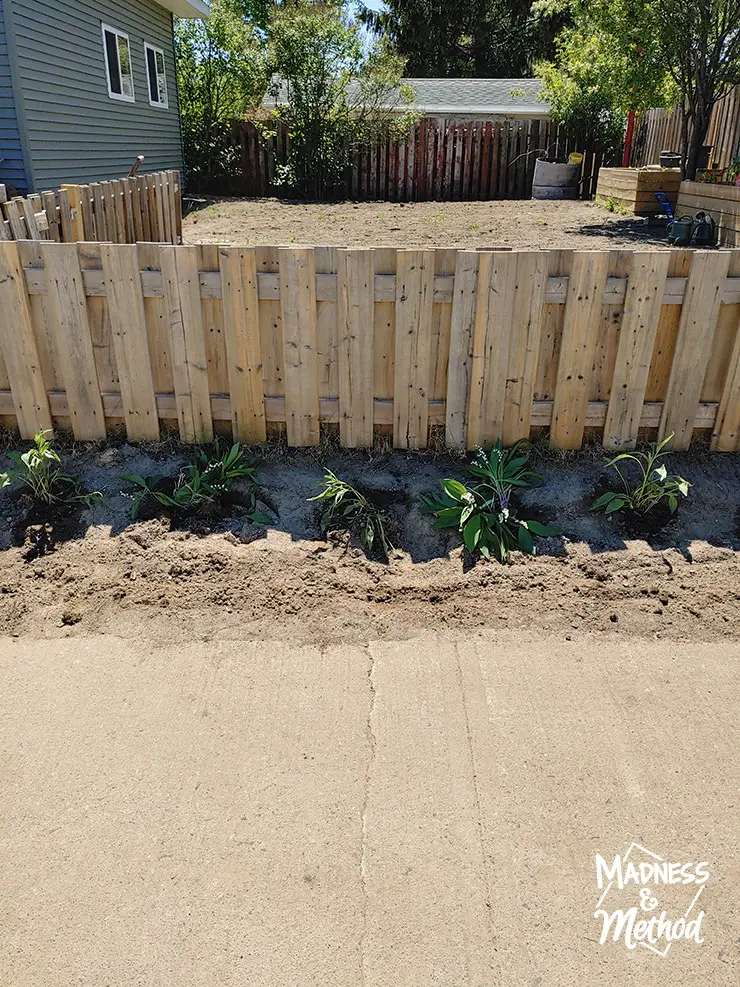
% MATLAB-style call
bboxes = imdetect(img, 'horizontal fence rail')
[0,171,182,245]
[0,242,739,453]
[237,119,604,201]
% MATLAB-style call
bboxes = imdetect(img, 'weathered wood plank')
[550,251,610,449]
[218,246,266,443]
[603,252,670,450]
[159,244,213,443]
[393,249,435,449]
[337,249,374,447]
[41,242,105,439]
[99,244,159,441]
[445,251,479,448]
[659,250,731,449]
[0,242,52,437]
[279,247,320,446]
[502,251,549,444]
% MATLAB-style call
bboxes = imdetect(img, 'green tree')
[536,0,740,177]
[358,0,568,77]
[176,0,269,191]
[266,1,416,198]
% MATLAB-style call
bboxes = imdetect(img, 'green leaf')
[523,519,559,537]
[463,514,482,552]
[592,491,619,511]
[605,497,628,514]
[121,473,150,490]
[441,478,469,502]
[517,523,535,554]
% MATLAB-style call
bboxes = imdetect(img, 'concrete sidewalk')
[0,633,737,985]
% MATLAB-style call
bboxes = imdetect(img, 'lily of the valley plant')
[421,441,558,563]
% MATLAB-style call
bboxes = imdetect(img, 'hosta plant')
[0,429,101,508]
[421,441,558,563]
[310,470,394,559]
[123,442,270,521]
[592,435,691,516]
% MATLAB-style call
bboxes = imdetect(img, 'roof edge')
[157,0,210,18]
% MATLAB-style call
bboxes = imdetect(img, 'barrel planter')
[531,160,581,200]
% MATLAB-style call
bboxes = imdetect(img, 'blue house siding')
[7,0,183,191]
[0,0,27,191]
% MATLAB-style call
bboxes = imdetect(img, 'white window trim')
[144,42,169,109]
[102,23,135,103]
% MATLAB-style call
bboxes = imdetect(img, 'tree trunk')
[684,93,712,181]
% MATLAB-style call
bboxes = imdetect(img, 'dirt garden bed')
[183,197,671,250]
[0,433,738,645]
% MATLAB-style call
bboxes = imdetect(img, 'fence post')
[59,184,85,241]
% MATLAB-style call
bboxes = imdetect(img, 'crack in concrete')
[360,644,378,987]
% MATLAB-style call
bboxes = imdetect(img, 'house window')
[102,24,135,102]
[144,43,168,108]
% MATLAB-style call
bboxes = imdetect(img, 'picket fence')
[237,119,604,201]
[0,241,739,453]
[0,170,182,244]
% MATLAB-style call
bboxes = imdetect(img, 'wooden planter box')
[677,180,740,246]
[595,167,681,215]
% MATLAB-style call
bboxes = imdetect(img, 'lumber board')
[279,247,320,446]
[218,246,266,443]
[0,390,720,433]
[99,244,159,441]
[659,250,731,449]
[603,252,671,450]
[0,242,52,437]
[159,244,213,443]
[445,251,479,448]
[710,249,740,451]
[550,251,610,448]
[41,242,105,439]
[502,251,549,444]
[393,249,435,449]
[337,249,374,447]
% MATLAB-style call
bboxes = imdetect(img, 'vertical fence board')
[315,246,339,400]
[394,249,434,449]
[603,252,670,450]
[100,244,159,441]
[711,249,740,451]
[137,242,173,395]
[219,246,266,443]
[279,247,320,446]
[659,250,731,449]
[550,251,610,449]
[502,251,549,444]
[0,242,52,437]
[337,249,374,447]
[159,244,213,443]
[445,251,480,448]
[41,242,105,439]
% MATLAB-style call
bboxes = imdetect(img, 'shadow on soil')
[572,216,671,247]
[1,430,739,567]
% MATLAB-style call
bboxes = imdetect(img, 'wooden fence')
[237,119,604,201]
[631,86,740,170]
[0,242,739,453]
[677,181,740,247]
[0,170,181,244]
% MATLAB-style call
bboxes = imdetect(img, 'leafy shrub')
[310,470,394,559]
[421,441,558,563]
[123,442,270,522]
[0,430,101,508]
[592,434,691,516]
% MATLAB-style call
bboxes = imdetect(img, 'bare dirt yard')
[183,196,671,250]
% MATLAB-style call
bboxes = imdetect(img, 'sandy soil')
[183,197,671,250]
[0,439,738,645]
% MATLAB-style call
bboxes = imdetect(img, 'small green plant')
[592,435,691,516]
[123,442,270,521]
[421,441,558,563]
[0,430,101,508]
[310,470,394,559]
